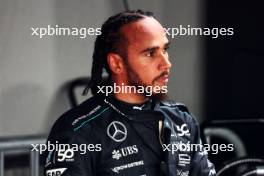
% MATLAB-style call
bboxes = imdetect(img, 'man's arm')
[189,115,216,176]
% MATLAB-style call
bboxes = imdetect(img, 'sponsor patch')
[111,160,144,173]
[107,121,127,142]
[46,168,67,176]
[57,148,74,162]
[112,145,138,160]
[177,170,189,176]
[178,154,191,167]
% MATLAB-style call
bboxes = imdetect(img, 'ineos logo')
[107,121,127,142]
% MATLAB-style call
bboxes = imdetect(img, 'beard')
[125,63,168,101]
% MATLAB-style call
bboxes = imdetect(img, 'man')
[44,10,216,176]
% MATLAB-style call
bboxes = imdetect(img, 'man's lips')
[155,73,169,84]
[158,75,169,83]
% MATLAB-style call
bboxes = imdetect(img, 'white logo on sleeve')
[46,168,67,176]
[176,124,190,137]
[178,154,191,167]
[177,170,189,176]
[209,169,216,176]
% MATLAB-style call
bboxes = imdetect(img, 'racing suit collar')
[104,95,163,121]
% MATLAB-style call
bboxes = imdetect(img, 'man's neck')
[114,93,148,104]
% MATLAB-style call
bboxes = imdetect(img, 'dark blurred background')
[204,0,264,120]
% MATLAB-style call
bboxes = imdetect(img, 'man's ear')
[107,53,125,74]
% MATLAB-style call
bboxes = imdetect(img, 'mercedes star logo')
[107,121,127,142]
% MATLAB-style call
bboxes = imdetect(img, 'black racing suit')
[44,95,216,176]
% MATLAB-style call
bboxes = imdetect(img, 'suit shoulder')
[160,100,190,113]
[48,95,109,136]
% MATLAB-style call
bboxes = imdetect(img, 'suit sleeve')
[44,131,99,176]
[188,115,216,176]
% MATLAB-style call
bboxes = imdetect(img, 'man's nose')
[158,53,172,71]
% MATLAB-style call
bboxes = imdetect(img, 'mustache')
[153,71,170,82]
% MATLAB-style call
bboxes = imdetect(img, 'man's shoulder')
[160,99,190,113]
[48,95,110,136]
[159,99,198,125]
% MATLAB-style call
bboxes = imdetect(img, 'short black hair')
[83,9,154,95]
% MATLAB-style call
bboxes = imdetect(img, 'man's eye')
[146,50,155,57]
[163,46,169,54]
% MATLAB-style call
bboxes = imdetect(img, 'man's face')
[121,17,171,98]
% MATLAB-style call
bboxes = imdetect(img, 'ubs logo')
[112,145,138,160]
